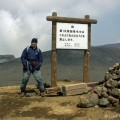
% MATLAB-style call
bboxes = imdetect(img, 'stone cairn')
[78,62,120,108]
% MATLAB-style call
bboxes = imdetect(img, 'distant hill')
[0,43,120,86]
[0,55,15,63]
[96,43,120,48]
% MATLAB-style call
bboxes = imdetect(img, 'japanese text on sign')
[56,23,88,49]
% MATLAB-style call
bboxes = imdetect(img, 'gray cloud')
[0,0,120,57]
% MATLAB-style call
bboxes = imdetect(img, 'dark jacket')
[21,46,43,71]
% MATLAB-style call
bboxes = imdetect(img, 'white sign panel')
[56,23,88,49]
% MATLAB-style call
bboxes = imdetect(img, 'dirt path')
[0,86,120,120]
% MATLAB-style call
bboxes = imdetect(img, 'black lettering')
[71,25,74,28]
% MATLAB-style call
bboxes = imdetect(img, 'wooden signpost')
[46,12,97,87]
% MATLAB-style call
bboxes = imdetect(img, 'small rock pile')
[78,62,120,108]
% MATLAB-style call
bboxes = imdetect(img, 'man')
[20,38,45,97]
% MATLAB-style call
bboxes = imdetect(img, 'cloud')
[0,0,120,57]
[0,4,51,57]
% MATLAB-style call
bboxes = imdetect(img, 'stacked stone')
[78,62,120,108]
[96,62,120,107]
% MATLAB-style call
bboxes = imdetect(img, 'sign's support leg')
[83,15,91,83]
[83,50,90,83]
[51,12,57,87]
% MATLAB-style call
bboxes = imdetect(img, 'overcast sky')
[0,0,120,57]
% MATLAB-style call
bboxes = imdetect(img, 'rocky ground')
[0,81,120,120]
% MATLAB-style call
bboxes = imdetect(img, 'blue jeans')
[20,70,44,92]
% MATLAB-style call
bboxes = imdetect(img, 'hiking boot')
[19,92,26,97]
[40,91,46,97]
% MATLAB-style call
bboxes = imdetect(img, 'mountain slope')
[0,44,120,86]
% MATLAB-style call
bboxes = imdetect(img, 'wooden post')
[51,12,57,87]
[83,15,91,83]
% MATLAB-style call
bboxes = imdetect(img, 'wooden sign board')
[56,23,88,49]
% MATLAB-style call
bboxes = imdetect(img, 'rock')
[108,96,119,106]
[108,67,114,74]
[105,79,118,88]
[118,89,120,97]
[99,98,110,107]
[102,86,108,93]
[3,104,6,107]
[78,92,99,108]
[118,81,120,88]
[93,86,102,97]
[101,92,109,98]
[111,81,118,87]
[112,102,119,106]
[104,72,112,81]
[108,88,119,98]
[98,80,106,85]
[94,105,99,108]
[104,80,111,88]
[105,79,112,88]
[112,74,120,80]
[113,62,120,68]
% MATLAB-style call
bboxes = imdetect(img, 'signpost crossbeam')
[47,16,97,24]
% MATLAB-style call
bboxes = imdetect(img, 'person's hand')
[23,66,27,72]
[35,65,41,71]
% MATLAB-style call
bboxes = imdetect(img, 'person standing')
[20,38,45,97]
